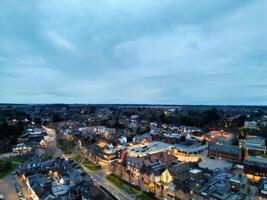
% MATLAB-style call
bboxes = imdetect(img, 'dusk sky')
[0,0,266,105]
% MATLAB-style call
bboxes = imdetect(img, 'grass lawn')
[82,159,101,171]
[70,154,100,171]
[0,156,28,179]
[136,192,156,200]
[40,152,53,160]
[56,138,75,155]
[106,174,140,194]
[106,174,156,200]
[70,154,81,162]
[57,143,73,155]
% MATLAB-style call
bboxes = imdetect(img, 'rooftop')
[127,141,172,157]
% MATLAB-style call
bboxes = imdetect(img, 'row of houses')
[244,120,267,130]
[17,157,111,200]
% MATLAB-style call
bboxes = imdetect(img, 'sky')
[0,0,266,105]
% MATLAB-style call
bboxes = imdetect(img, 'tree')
[231,136,239,146]
[52,113,62,122]
[180,135,186,142]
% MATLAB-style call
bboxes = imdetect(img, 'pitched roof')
[168,162,192,177]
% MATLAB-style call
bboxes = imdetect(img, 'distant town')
[1,104,267,200]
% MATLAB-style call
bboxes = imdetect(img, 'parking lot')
[0,171,30,200]
[175,150,233,170]
[0,173,19,200]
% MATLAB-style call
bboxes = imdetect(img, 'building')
[0,194,6,200]
[244,156,267,181]
[160,162,194,190]
[132,133,152,144]
[140,152,177,185]
[127,141,172,158]
[260,120,267,128]
[12,143,32,154]
[102,145,127,163]
[169,168,204,200]
[172,143,207,156]
[19,157,107,200]
[208,142,245,162]
[192,172,251,200]
[258,178,267,199]
[118,136,127,144]
[26,173,53,200]
[126,150,177,179]
[239,136,266,153]
[126,156,146,177]
[244,121,258,130]
[206,130,233,145]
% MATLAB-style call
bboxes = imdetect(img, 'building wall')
[208,144,244,162]
[161,169,173,184]
[244,163,267,177]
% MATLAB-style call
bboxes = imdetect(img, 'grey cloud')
[0,0,266,104]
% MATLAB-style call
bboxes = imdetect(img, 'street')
[83,168,135,200]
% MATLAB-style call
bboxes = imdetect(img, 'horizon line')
[0,103,266,107]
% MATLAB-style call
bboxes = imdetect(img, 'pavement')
[173,150,232,170]
[198,150,232,170]
[42,126,66,159]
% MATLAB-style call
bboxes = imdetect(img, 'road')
[42,126,66,159]
[83,168,135,200]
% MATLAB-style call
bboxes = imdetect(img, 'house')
[244,121,258,130]
[126,156,145,177]
[141,161,166,185]
[169,179,198,200]
[132,133,152,144]
[168,168,203,199]
[26,174,53,200]
[19,157,104,200]
[140,151,177,185]
[160,162,194,190]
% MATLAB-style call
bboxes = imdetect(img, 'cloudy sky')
[0,0,266,105]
